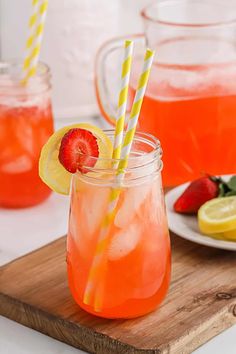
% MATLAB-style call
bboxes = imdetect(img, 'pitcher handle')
[95,34,146,126]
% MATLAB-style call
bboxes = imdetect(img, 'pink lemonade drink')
[0,62,54,208]
[67,132,171,319]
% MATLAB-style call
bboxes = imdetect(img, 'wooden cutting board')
[0,234,236,354]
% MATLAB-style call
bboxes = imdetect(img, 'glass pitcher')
[96,0,236,186]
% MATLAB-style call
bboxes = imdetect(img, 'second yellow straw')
[83,48,155,310]
[112,40,133,161]
[83,40,133,306]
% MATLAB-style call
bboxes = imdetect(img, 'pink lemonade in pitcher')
[129,61,236,187]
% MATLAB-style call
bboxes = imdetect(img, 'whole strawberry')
[174,176,219,214]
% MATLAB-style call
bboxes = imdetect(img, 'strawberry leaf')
[226,176,236,191]
[225,190,236,196]
[218,183,227,197]
[210,175,222,184]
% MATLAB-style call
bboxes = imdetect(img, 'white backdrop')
[0,0,150,120]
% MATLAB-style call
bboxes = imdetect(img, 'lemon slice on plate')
[206,229,236,242]
[198,196,236,234]
[223,229,236,241]
[39,123,113,195]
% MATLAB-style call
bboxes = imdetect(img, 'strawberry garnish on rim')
[58,128,99,173]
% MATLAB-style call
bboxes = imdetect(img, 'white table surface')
[1,117,236,354]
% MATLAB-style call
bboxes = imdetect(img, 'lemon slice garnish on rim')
[198,196,236,234]
[39,123,113,195]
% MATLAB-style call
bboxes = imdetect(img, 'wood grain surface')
[0,234,236,354]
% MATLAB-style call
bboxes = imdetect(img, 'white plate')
[165,177,236,251]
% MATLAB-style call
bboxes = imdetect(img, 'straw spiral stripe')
[105,49,154,237]
[119,49,154,166]
[112,40,133,160]
[83,187,120,306]
[84,42,133,305]
[22,0,48,83]
[23,0,40,72]
[83,49,154,310]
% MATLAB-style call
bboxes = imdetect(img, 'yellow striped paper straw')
[22,0,48,83]
[22,0,40,74]
[112,40,133,162]
[91,41,133,309]
[117,49,155,173]
[83,41,133,307]
[83,187,121,307]
[83,49,155,309]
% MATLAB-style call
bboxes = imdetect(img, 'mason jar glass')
[67,131,171,319]
[0,61,54,208]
